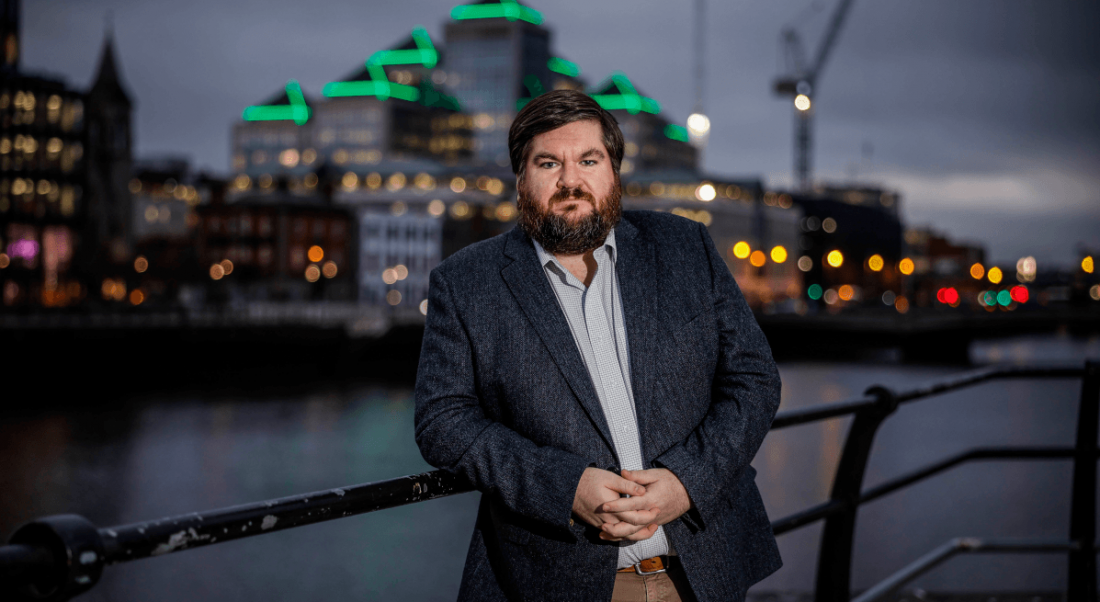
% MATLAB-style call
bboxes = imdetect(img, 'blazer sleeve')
[652,221,782,527]
[414,267,591,531]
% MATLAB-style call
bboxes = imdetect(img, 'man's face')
[516,119,622,255]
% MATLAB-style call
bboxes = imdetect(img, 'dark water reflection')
[1,333,1098,599]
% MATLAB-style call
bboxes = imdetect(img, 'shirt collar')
[532,228,618,270]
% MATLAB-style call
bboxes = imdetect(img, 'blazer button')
[569,518,575,526]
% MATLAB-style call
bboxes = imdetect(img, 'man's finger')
[620,469,662,485]
[623,524,659,542]
[604,475,646,497]
[600,496,654,514]
[599,519,651,539]
[598,508,655,528]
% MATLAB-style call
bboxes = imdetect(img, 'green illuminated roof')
[242,80,311,125]
[451,0,543,25]
[548,57,580,77]
[321,27,459,110]
[589,72,661,115]
[664,124,689,142]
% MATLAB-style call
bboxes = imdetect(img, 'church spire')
[88,25,132,108]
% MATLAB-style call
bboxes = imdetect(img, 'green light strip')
[322,26,443,104]
[367,48,439,69]
[664,124,689,142]
[242,79,311,125]
[548,57,580,77]
[411,26,434,52]
[588,72,662,115]
[450,0,544,24]
[323,80,420,102]
[591,94,660,115]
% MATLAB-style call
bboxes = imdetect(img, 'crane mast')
[773,0,855,191]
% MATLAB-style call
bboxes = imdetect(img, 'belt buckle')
[633,556,667,575]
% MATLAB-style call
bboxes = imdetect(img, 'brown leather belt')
[617,555,678,575]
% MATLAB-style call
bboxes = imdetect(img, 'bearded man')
[414,90,782,602]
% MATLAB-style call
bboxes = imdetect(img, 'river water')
[1,333,1098,599]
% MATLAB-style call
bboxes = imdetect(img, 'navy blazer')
[414,210,782,602]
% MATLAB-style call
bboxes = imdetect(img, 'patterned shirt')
[533,230,673,568]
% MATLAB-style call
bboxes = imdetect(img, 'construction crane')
[773,0,855,191]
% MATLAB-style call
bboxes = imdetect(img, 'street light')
[687,112,711,137]
[794,94,811,112]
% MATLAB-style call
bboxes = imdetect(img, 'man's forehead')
[528,120,606,157]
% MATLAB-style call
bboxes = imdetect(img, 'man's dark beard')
[517,179,622,255]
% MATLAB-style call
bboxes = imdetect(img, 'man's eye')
[539,162,558,169]
[581,160,597,166]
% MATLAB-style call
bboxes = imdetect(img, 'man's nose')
[558,162,583,189]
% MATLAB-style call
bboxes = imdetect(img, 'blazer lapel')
[612,218,661,461]
[500,228,616,452]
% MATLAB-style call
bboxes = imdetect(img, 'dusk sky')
[20,0,1100,266]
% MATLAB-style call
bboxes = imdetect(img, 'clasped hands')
[571,466,692,542]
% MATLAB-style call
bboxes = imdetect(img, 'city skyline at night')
[15,0,1100,265]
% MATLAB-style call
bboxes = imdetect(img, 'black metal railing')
[1,361,1096,601]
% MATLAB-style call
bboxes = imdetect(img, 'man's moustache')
[550,188,596,204]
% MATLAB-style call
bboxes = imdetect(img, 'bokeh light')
[695,183,716,201]
[733,242,751,259]
[838,285,854,301]
[220,259,234,275]
[970,263,985,280]
[898,258,914,275]
[209,264,224,280]
[895,296,910,314]
[134,256,148,273]
[322,261,338,279]
[308,246,324,263]
[794,94,811,111]
[129,289,144,305]
[988,266,1003,284]
[807,284,823,300]
[750,250,766,267]
[387,290,402,305]
[826,250,843,268]
[305,265,321,282]
[1016,256,1037,282]
[1083,256,1094,274]
[868,254,883,272]
[797,256,812,272]
[1010,285,1029,304]
[770,246,788,263]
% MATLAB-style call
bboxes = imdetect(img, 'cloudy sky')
[21,0,1100,266]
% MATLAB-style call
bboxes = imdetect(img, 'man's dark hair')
[508,89,625,179]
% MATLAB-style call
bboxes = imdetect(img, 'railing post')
[1069,359,1099,601]
[815,385,899,602]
